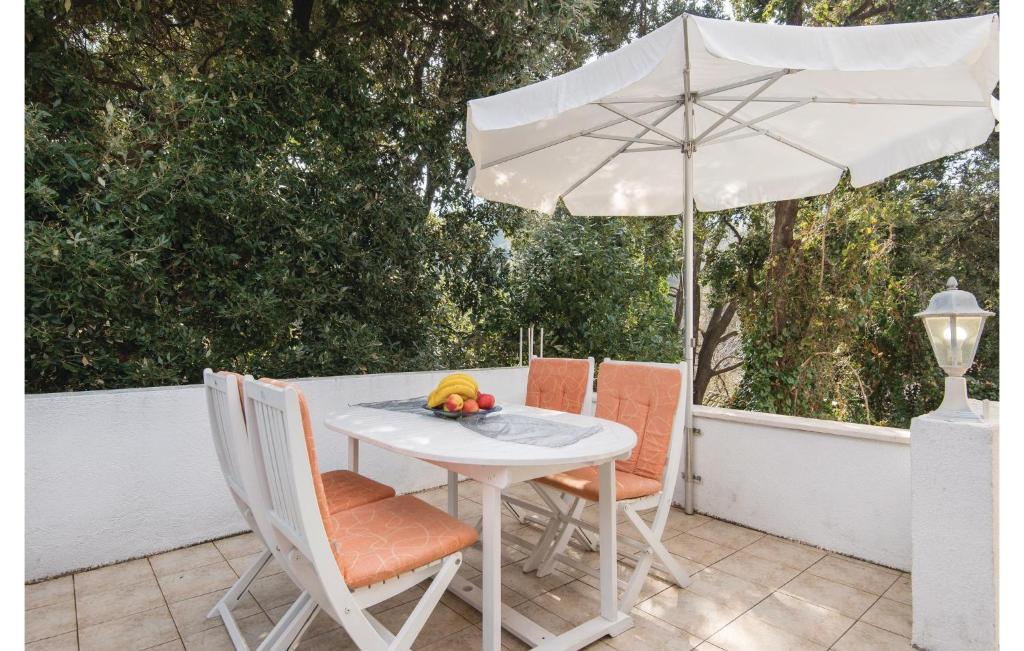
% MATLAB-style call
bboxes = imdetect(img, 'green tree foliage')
[24,0,629,391]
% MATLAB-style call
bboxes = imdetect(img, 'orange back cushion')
[260,378,333,526]
[595,363,682,481]
[525,358,592,414]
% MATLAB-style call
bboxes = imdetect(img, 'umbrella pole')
[682,17,697,515]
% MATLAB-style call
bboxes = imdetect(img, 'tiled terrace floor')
[26,483,913,651]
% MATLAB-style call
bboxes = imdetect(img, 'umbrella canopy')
[466,13,998,215]
[465,13,998,513]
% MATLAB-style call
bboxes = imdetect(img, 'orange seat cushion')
[536,466,662,502]
[328,495,479,588]
[596,363,682,481]
[525,358,591,414]
[322,470,396,514]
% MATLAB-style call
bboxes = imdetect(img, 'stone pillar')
[911,406,998,650]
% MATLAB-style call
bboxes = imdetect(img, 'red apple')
[462,398,480,414]
[444,393,464,412]
[477,393,495,410]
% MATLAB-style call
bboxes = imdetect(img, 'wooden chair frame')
[242,377,464,651]
[516,360,692,610]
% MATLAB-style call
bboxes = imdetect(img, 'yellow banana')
[427,379,479,407]
[440,373,478,392]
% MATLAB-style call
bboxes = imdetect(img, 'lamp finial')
[946,276,958,290]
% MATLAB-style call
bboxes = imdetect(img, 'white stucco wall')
[25,367,529,581]
[911,412,999,650]
[679,405,912,570]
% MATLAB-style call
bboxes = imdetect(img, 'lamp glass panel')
[923,315,985,371]
[923,316,954,367]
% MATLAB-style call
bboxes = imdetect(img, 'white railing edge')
[692,404,911,446]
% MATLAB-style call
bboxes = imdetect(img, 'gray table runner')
[354,397,601,448]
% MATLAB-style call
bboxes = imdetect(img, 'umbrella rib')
[696,100,847,171]
[701,95,989,108]
[583,133,679,147]
[558,104,683,201]
[699,99,812,145]
[595,103,686,146]
[694,71,789,144]
[694,69,798,100]
[479,101,679,170]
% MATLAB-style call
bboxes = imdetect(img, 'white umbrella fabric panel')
[466,14,999,215]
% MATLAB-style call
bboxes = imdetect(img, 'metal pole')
[519,328,523,366]
[682,16,697,516]
[540,328,544,358]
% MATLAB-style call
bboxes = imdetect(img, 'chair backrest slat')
[203,370,249,504]
[249,389,306,545]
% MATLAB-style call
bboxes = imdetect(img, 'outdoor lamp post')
[915,277,994,420]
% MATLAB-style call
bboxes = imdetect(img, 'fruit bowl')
[425,405,502,419]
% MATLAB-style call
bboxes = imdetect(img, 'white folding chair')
[519,360,692,609]
[243,377,478,650]
[499,357,599,551]
[203,369,313,650]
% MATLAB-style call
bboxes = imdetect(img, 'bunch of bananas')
[427,373,479,408]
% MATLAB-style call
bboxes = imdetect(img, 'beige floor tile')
[637,586,748,639]
[456,480,483,503]
[213,533,263,560]
[644,508,710,534]
[463,574,530,610]
[664,533,734,566]
[168,588,261,637]
[687,520,763,550]
[711,550,801,590]
[367,585,426,615]
[500,600,574,651]
[25,600,77,643]
[531,580,604,626]
[805,555,898,595]
[74,559,154,597]
[604,608,702,650]
[709,611,825,651]
[146,641,186,651]
[693,644,727,651]
[376,601,475,649]
[743,536,825,571]
[413,486,451,509]
[181,612,274,650]
[416,625,502,651]
[462,543,527,571]
[226,551,283,579]
[267,605,340,639]
[860,597,912,638]
[883,574,912,605]
[158,560,239,604]
[779,572,877,619]
[833,620,913,650]
[580,567,674,603]
[748,592,854,646]
[151,543,225,578]
[684,567,771,611]
[248,572,302,611]
[456,499,483,523]
[78,605,178,651]
[76,576,165,628]
[26,577,75,611]
[294,626,359,651]
[25,631,78,651]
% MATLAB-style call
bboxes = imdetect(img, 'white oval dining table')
[325,402,636,651]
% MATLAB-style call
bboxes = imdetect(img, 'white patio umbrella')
[465,14,999,511]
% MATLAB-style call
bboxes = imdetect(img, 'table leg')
[598,461,617,619]
[481,483,502,651]
[447,470,459,518]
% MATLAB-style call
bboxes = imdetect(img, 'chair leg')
[256,592,318,651]
[388,554,461,651]
[521,486,568,573]
[536,496,586,577]
[207,548,272,619]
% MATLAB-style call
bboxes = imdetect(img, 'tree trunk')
[693,299,737,403]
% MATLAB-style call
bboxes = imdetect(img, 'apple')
[463,399,480,414]
[444,394,464,412]
[477,393,495,410]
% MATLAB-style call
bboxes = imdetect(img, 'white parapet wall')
[679,405,912,570]
[25,366,529,581]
